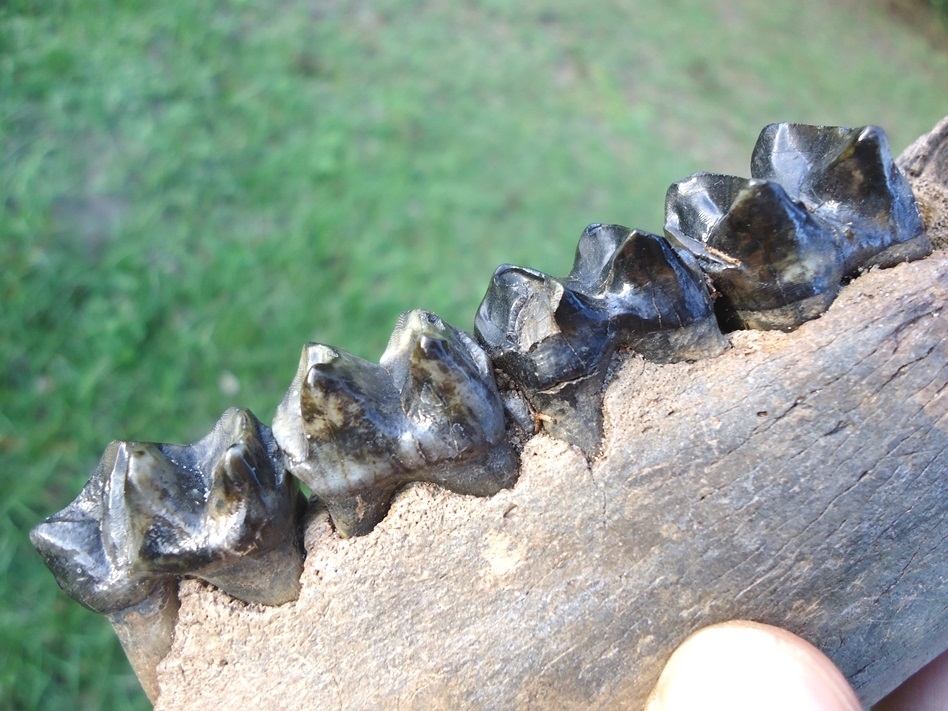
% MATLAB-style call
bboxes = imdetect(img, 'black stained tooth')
[474,262,612,453]
[272,311,518,539]
[567,224,728,361]
[32,409,304,609]
[751,122,930,274]
[29,408,302,701]
[34,120,940,699]
[475,264,611,391]
[665,174,843,331]
[381,309,507,459]
[475,225,728,453]
[30,447,166,615]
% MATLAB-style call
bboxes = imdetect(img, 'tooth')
[474,263,612,454]
[29,443,180,703]
[476,225,728,453]
[30,409,303,700]
[751,122,931,272]
[665,173,843,330]
[569,223,727,360]
[273,311,518,538]
[273,344,407,537]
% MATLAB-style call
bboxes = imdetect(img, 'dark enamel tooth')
[30,445,181,702]
[475,226,728,454]
[568,223,728,361]
[156,409,304,605]
[381,309,518,496]
[273,312,517,538]
[474,263,612,454]
[29,407,301,700]
[381,310,506,460]
[30,445,173,615]
[474,264,611,390]
[665,173,843,331]
[273,344,407,537]
[752,123,931,272]
[31,409,303,608]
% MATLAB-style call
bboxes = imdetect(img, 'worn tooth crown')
[475,263,612,391]
[666,123,931,331]
[30,443,171,615]
[664,173,842,330]
[32,408,303,609]
[751,123,929,273]
[567,223,727,361]
[475,223,726,453]
[273,309,517,538]
[381,309,507,457]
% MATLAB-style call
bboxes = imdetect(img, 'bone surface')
[153,250,948,710]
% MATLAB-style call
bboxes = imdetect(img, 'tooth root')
[323,487,400,539]
[107,580,179,704]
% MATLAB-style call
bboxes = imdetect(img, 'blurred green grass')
[2,0,946,708]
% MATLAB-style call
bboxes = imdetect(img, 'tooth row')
[30,121,933,701]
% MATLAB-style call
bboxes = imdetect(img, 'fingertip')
[646,621,862,711]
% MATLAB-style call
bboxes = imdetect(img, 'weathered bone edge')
[31,119,942,704]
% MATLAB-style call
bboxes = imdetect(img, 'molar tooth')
[475,264,611,391]
[113,408,303,606]
[751,122,931,273]
[30,408,303,701]
[665,173,843,331]
[30,443,182,704]
[475,263,612,454]
[382,309,506,455]
[568,223,728,361]
[476,225,729,454]
[273,312,518,538]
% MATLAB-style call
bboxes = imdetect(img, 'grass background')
[2,0,947,708]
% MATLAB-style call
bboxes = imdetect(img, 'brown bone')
[154,248,947,709]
